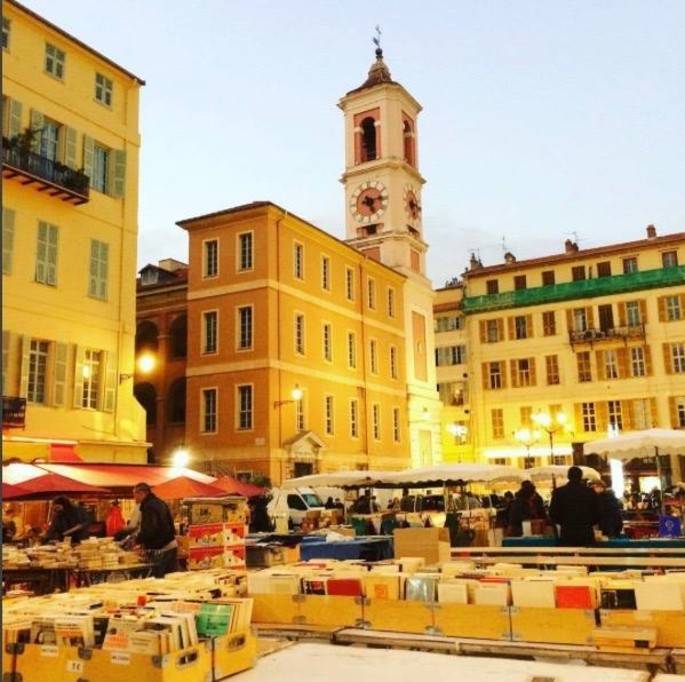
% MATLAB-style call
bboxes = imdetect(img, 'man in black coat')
[549,466,600,546]
[132,482,179,577]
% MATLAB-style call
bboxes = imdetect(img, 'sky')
[23,0,685,288]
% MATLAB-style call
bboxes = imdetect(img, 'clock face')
[350,181,389,224]
[404,184,422,221]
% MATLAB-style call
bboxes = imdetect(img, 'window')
[95,73,113,106]
[541,270,555,286]
[581,402,597,432]
[630,347,646,377]
[672,343,685,374]
[435,315,463,332]
[2,17,10,50]
[237,306,253,350]
[45,43,65,79]
[27,340,49,404]
[486,279,499,295]
[295,393,305,431]
[92,143,110,193]
[513,315,528,340]
[40,120,60,161]
[367,278,376,309]
[604,350,619,379]
[597,261,612,277]
[542,311,556,336]
[622,257,638,274]
[572,308,588,332]
[345,267,355,300]
[665,295,682,321]
[294,314,305,354]
[237,385,253,430]
[322,323,332,361]
[293,242,304,279]
[488,361,503,389]
[608,400,623,431]
[393,407,401,442]
[372,404,381,440]
[369,339,378,374]
[238,232,253,271]
[676,398,685,428]
[88,239,109,300]
[625,300,641,326]
[204,240,218,278]
[389,346,398,379]
[514,275,527,291]
[325,395,334,435]
[350,399,359,438]
[545,355,559,385]
[571,265,586,281]
[321,255,331,291]
[633,398,651,430]
[491,408,504,439]
[82,349,102,409]
[3,207,15,275]
[662,251,679,268]
[347,332,357,368]
[435,345,467,366]
[201,388,217,433]
[577,351,592,382]
[387,287,395,317]
[202,311,218,354]
[513,358,532,387]
[36,221,59,286]
[485,319,501,343]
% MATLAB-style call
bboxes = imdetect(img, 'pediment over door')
[282,430,327,461]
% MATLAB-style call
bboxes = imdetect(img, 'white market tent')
[525,464,601,486]
[587,428,685,462]
[376,463,527,488]
[280,471,395,490]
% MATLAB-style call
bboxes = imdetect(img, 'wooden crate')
[298,595,364,628]
[600,609,685,647]
[433,603,510,640]
[251,594,301,625]
[510,606,596,645]
[362,598,434,634]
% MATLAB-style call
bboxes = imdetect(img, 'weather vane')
[372,25,382,49]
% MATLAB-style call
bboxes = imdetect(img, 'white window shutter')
[65,127,77,168]
[53,342,68,406]
[112,149,126,198]
[73,345,85,408]
[29,109,44,152]
[19,335,30,398]
[3,207,15,275]
[82,135,94,184]
[46,224,58,286]
[103,351,117,413]
[8,98,22,139]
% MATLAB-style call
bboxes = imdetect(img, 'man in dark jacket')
[132,482,179,577]
[549,466,600,546]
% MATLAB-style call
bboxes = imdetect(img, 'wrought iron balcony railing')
[569,324,646,346]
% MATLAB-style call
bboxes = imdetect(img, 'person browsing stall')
[549,466,600,546]
[42,495,88,544]
[132,482,179,577]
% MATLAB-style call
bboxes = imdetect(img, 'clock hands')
[362,194,378,209]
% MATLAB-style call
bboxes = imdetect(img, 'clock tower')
[339,45,442,467]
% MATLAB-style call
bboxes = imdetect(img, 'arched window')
[360,117,377,162]
[167,378,186,424]
[403,119,415,167]
[135,320,159,354]
[134,382,157,427]
[168,315,187,359]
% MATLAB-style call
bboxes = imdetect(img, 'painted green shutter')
[104,351,117,413]
[73,345,85,408]
[111,149,126,197]
[3,207,15,275]
[36,221,48,283]
[65,127,77,168]
[2,330,10,395]
[44,223,59,286]
[29,109,44,152]
[53,342,68,406]
[99,242,109,299]
[7,98,22,138]
[19,335,30,398]
[82,135,94,184]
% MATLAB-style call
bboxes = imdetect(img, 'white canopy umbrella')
[377,463,526,488]
[525,465,601,487]
[280,470,395,490]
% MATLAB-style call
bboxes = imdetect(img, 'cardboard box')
[393,527,451,565]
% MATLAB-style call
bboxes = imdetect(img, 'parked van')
[267,487,325,529]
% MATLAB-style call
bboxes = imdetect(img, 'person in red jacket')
[105,500,125,537]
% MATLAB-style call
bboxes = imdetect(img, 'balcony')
[569,324,646,347]
[2,396,27,429]
[2,137,90,205]
[463,266,685,313]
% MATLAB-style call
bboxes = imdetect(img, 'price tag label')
[110,651,131,665]
[66,660,84,674]
[40,645,59,657]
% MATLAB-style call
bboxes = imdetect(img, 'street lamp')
[171,446,190,468]
[448,422,468,444]
[514,427,541,468]
[531,410,571,462]
[273,384,303,408]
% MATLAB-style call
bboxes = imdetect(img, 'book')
[555,584,597,609]
[196,603,234,637]
[510,579,556,609]
[363,574,400,600]
[302,578,327,595]
[54,615,95,648]
[437,582,469,605]
[404,575,438,603]
[326,578,363,597]
[213,598,253,633]
[128,630,163,655]
[30,616,57,646]
[600,588,637,610]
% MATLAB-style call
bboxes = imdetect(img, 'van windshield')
[301,493,324,507]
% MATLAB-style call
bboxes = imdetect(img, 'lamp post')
[273,384,303,409]
[513,427,541,468]
[448,423,467,463]
[531,410,570,464]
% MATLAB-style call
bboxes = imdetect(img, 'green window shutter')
[36,221,48,283]
[99,242,109,299]
[103,351,117,413]
[3,207,15,275]
[65,127,78,168]
[46,223,58,285]
[19,335,30,398]
[82,135,94,184]
[7,98,22,138]
[52,342,68,406]
[112,149,126,198]
[88,240,98,297]
[2,330,10,395]
[73,345,85,408]
[29,109,44,152]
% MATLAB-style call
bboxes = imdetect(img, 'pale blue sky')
[23,1,685,287]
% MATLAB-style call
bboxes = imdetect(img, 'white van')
[267,487,325,529]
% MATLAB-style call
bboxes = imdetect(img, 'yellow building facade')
[2,0,147,462]
[435,228,685,481]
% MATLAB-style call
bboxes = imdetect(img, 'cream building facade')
[2,0,147,462]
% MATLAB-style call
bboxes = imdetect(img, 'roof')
[346,48,396,95]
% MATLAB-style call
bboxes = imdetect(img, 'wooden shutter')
[596,402,609,434]
[638,299,647,324]
[565,309,573,333]
[574,403,583,432]
[507,317,515,340]
[586,306,595,329]
[595,350,605,381]
[19,335,30,398]
[52,342,68,406]
[616,348,628,379]
[481,363,489,389]
[7,98,22,138]
[73,346,85,408]
[29,109,44,152]
[82,135,94,182]
[529,357,537,386]
[657,296,666,322]
[3,207,15,275]
[103,351,117,413]
[2,330,10,394]
[622,400,634,431]
[36,222,48,283]
[496,319,504,341]
[500,361,507,389]
[47,223,58,285]
[644,346,653,376]
[668,397,678,428]
[525,315,533,338]
[111,149,126,197]
[64,127,78,168]
[479,320,487,343]
[648,397,658,428]
[617,302,626,327]
[663,344,673,375]
[509,359,518,388]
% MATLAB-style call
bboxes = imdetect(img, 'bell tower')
[339,43,442,467]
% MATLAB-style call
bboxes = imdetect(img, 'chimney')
[564,239,578,254]
[503,251,516,264]
[646,224,657,239]
[469,253,481,270]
